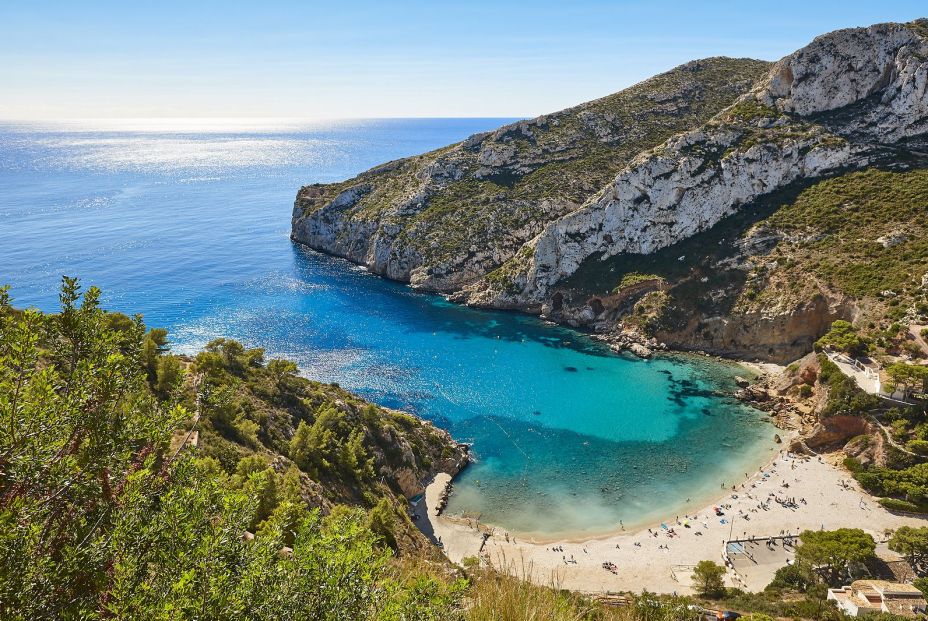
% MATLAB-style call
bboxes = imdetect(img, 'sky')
[1,1,925,120]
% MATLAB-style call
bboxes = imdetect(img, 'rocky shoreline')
[589,329,665,359]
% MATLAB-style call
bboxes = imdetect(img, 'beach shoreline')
[436,348,788,544]
[426,435,790,544]
[444,437,788,546]
[415,446,928,595]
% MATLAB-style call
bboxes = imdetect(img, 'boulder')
[629,343,653,359]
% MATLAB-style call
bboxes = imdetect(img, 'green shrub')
[816,355,880,417]
[765,563,814,593]
[817,355,842,384]
[914,577,928,598]
[879,497,925,513]
[843,456,864,473]
[815,320,870,357]
[796,528,875,585]
[908,440,928,456]
[614,271,661,292]
[367,497,399,551]
[691,560,726,598]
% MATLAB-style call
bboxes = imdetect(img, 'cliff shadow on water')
[288,241,621,356]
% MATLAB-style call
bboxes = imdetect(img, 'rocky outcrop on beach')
[294,19,928,363]
[591,330,665,358]
[373,417,470,501]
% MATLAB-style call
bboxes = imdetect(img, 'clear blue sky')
[1,1,924,119]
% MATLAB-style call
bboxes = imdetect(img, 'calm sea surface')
[0,118,776,537]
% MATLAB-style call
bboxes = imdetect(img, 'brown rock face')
[805,415,870,450]
[655,294,850,364]
[800,365,818,386]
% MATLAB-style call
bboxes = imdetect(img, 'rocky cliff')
[294,19,928,363]
[466,21,928,310]
[292,57,770,288]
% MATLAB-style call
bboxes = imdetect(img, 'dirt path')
[910,324,928,357]
[871,416,920,457]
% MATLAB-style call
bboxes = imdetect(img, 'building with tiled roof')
[827,580,926,618]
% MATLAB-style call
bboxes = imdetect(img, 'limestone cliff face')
[292,57,771,289]
[467,21,928,309]
[652,293,853,363]
[293,20,928,363]
[472,134,851,309]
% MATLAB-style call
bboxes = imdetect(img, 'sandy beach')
[415,450,928,595]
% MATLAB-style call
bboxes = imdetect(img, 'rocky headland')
[293,20,928,365]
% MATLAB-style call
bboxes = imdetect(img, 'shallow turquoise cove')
[0,119,775,538]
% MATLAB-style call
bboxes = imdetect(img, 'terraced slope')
[291,57,771,290]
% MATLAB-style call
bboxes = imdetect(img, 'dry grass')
[468,572,630,621]
[465,554,635,621]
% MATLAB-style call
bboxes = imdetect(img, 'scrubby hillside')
[292,57,770,290]
[0,279,468,618]
[470,20,928,313]
[181,335,469,555]
[541,167,928,362]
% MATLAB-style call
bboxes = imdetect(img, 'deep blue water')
[0,118,776,538]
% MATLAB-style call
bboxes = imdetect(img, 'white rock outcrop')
[760,24,928,141]
[291,58,771,293]
[473,21,928,307]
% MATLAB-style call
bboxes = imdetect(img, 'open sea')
[0,118,776,538]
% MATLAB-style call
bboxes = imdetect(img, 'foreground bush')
[0,280,455,620]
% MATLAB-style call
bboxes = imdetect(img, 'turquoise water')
[0,119,776,538]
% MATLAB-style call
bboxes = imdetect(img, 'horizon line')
[0,115,528,122]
